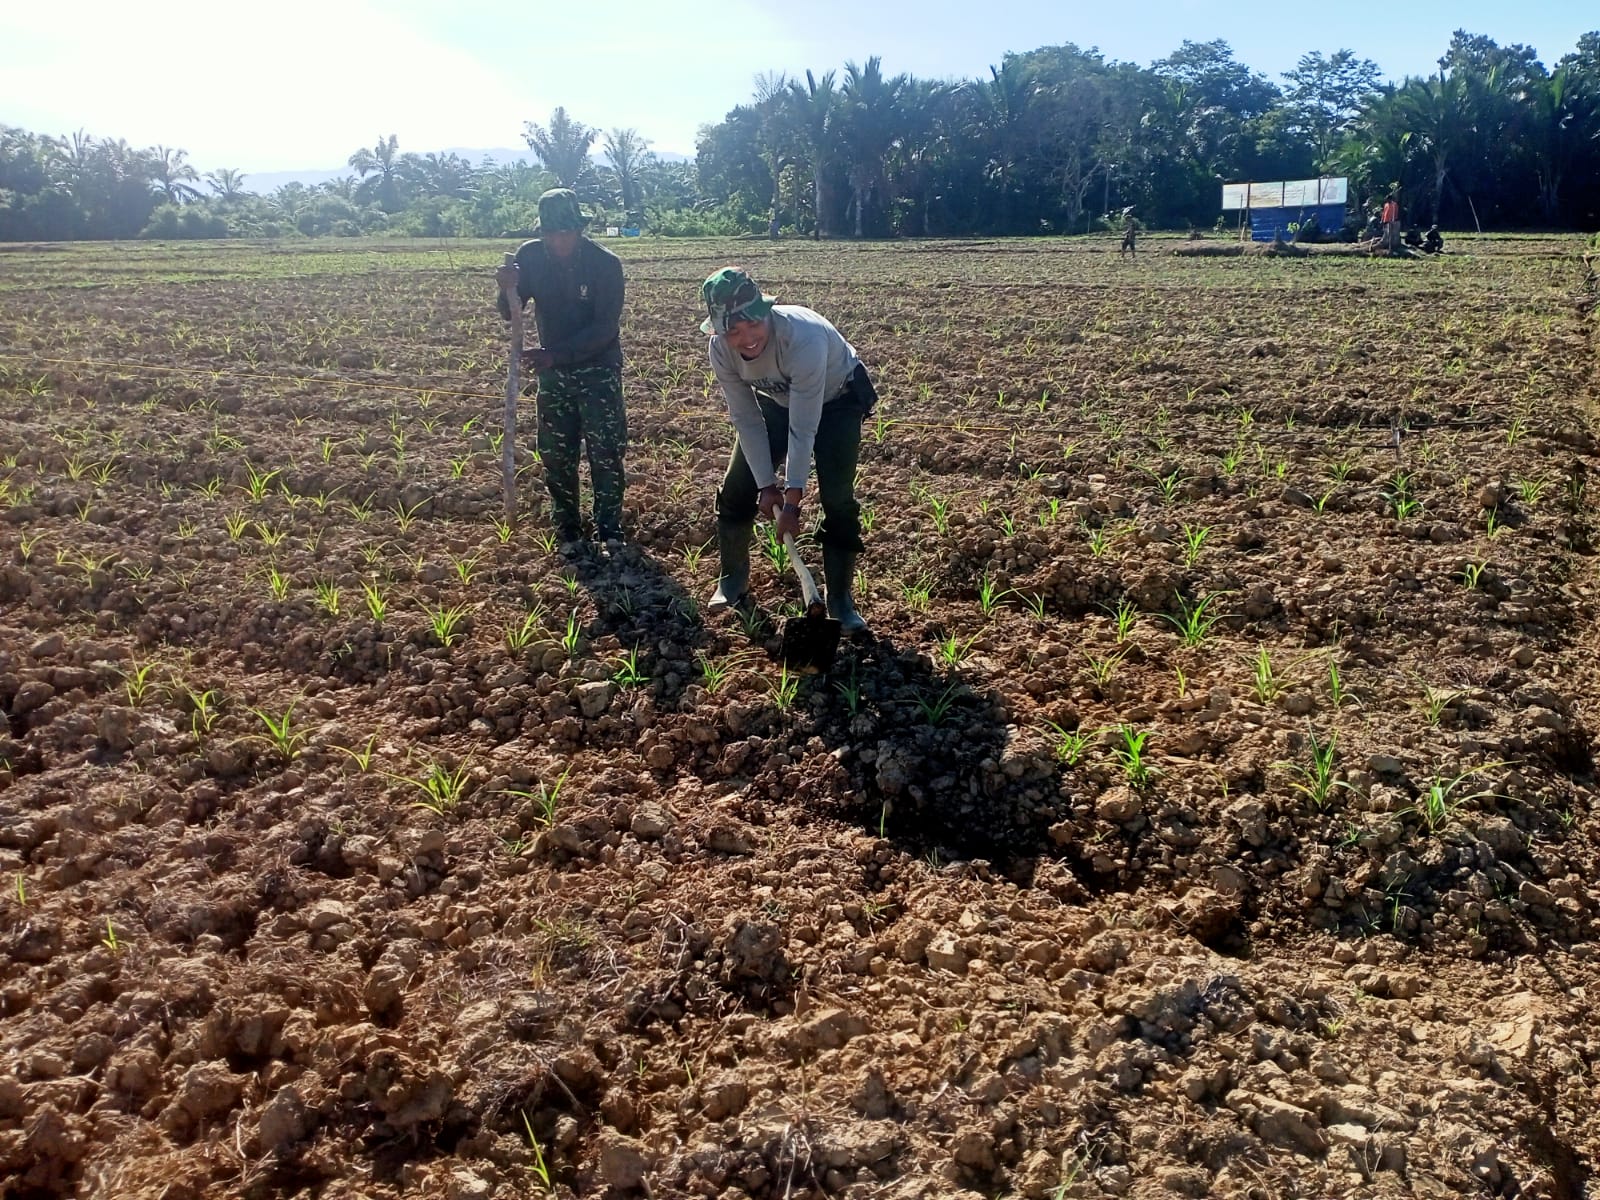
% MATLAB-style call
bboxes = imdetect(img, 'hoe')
[778,532,841,673]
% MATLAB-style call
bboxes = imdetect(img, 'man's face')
[723,316,770,359]
[545,229,581,260]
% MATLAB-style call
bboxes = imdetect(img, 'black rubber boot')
[822,545,867,634]
[708,519,754,612]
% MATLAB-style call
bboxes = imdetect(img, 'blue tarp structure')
[1248,205,1346,242]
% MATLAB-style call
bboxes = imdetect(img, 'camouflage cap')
[536,188,589,233]
[700,267,776,335]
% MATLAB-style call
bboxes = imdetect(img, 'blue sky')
[2,0,1594,175]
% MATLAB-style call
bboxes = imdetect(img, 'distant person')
[495,188,627,551]
[1381,194,1401,252]
[1424,225,1444,254]
[1404,226,1423,249]
[700,267,878,634]
[1120,210,1138,258]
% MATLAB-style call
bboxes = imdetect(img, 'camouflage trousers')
[533,365,627,537]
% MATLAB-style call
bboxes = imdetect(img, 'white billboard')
[1222,177,1349,210]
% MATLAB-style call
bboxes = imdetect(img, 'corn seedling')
[977,572,1001,618]
[936,631,978,669]
[1044,720,1094,765]
[267,568,291,601]
[1461,560,1489,590]
[1250,647,1285,704]
[735,603,766,640]
[180,686,222,738]
[1083,648,1127,686]
[914,683,961,726]
[682,538,711,574]
[1161,591,1230,647]
[1420,684,1460,727]
[1083,521,1120,558]
[612,647,650,687]
[1404,763,1503,835]
[520,1111,553,1189]
[758,524,789,572]
[1327,657,1355,709]
[391,499,425,532]
[561,609,582,658]
[121,660,160,706]
[1105,597,1139,643]
[451,553,481,587]
[314,580,341,615]
[255,521,289,548]
[241,463,280,502]
[101,918,120,953]
[1281,728,1347,808]
[696,651,749,694]
[399,760,473,816]
[1007,588,1047,621]
[425,602,472,647]
[769,663,800,711]
[833,665,862,714]
[336,733,381,773]
[1113,725,1155,789]
[224,511,250,540]
[362,581,388,623]
[505,611,545,655]
[1180,524,1210,567]
[249,700,307,762]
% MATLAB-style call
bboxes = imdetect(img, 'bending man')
[701,267,877,634]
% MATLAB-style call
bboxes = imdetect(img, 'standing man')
[495,188,627,549]
[701,267,876,634]
[1380,194,1401,253]
[1119,209,1138,258]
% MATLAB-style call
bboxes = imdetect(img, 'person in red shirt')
[1381,195,1400,251]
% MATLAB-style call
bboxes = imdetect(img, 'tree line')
[2,28,1596,242]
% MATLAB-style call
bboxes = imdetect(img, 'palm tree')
[347,135,403,211]
[204,168,248,202]
[1395,73,1475,224]
[838,57,908,237]
[789,70,839,238]
[523,108,601,198]
[148,146,201,204]
[890,78,956,235]
[1524,68,1596,223]
[402,151,477,199]
[602,128,652,215]
[963,59,1039,234]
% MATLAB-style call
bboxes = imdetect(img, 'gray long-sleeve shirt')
[708,305,860,491]
[497,236,624,370]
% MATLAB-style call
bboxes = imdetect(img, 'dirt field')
[1,233,1598,1199]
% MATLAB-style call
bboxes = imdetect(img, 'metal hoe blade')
[778,532,841,673]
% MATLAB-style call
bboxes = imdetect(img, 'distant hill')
[244,145,690,194]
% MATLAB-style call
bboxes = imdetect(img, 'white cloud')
[1,0,535,170]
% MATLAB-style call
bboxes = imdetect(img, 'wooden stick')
[499,252,521,528]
